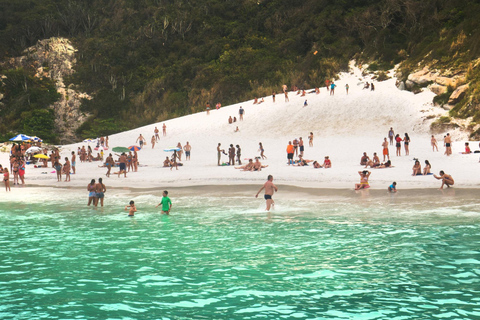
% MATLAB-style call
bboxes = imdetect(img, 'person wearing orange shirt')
[286,141,294,165]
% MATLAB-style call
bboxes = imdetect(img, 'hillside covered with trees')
[1,0,479,142]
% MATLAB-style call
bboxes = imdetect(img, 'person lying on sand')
[313,161,322,168]
[295,155,313,166]
[375,160,393,168]
[235,159,254,171]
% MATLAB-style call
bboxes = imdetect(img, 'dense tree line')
[0,0,479,141]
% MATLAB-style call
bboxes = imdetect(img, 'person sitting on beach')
[93,153,102,161]
[323,156,331,168]
[365,153,380,168]
[412,160,422,176]
[463,142,471,154]
[253,97,258,104]
[360,152,370,166]
[253,158,267,171]
[163,157,171,167]
[233,117,237,122]
[423,160,431,175]
[258,98,265,104]
[363,82,370,89]
[312,161,322,168]
[355,170,371,190]
[433,171,454,189]
[234,126,239,132]
[228,116,233,124]
[388,182,397,193]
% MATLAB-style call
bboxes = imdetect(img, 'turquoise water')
[1,188,480,319]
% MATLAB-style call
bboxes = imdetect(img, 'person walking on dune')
[163,123,167,136]
[154,127,160,141]
[388,127,395,145]
[255,175,278,211]
[259,142,267,159]
[330,82,336,95]
[239,106,244,121]
[431,135,438,151]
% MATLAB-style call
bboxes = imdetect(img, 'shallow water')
[1,187,480,319]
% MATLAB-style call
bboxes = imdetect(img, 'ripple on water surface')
[0,192,480,319]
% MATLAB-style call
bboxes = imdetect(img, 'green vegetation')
[0,0,480,141]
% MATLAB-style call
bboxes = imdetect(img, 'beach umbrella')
[164,147,181,152]
[129,145,141,151]
[112,146,131,153]
[83,138,97,143]
[9,134,31,142]
[34,154,49,159]
[31,136,43,142]
[26,146,42,154]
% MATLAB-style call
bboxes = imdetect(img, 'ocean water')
[1,187,480,320]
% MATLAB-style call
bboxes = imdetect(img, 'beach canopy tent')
[25,146,42,154]
[10,134,32,142]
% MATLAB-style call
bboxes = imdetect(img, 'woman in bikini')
[3,168,10,191]
[431,135,438,151]
[12,159,19,185]
[355,170,371,190]
[404,133,411,156]
[87,179,96,206]
[423,160,431,175]
[412,160,422,176]
[259,142,267,159]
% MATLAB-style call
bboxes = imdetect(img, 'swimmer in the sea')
[125,200,137,216]
[255,175,278,211]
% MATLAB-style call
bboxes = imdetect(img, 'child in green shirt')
[156,190,172,214]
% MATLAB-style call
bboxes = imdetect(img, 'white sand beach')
[2,65,480,198]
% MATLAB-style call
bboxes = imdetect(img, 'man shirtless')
[434,171,454,189]
[118,153,127,177]
[255,175,278,211]
[444,133,452,156]
[184,142,191,160]
[95,177,107,207]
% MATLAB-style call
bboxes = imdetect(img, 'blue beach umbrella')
[9,134,31,142]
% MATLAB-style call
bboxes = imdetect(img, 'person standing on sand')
[156,190,172,214]
[228,144,235,165]
[299,137,305,156]
[345,84,349,95]
[63,157,71,182]
[395,134,402,156]
[382,138,389,161]
[272,92,276,102]
[293,138,299,156]
[444,133,452,156]
[285,91,289,102]
[95,178,106,207]
[330,82,336,95]
[184,142,191,160]
[105,136,109,148]
[259,142,267,159]
[286,141,294,165]
[54,160,62,182]
[236,145,242,165]
[431,135,438,151]
[239,106,244,121]
[217,143,222,166]
[163,123,167,136]
[176,142,183,161]
[118,153,127,178]
[136,134,146,148]
[71,151,76,175]
[434,171,454,189]
[105,154,114,177]
[388,127,395,145]
[151,136,156,149]
[255,175,278,211]
[3,168,10,192]
[87,179,96,206]
[404,133,411,156]
[308,132,314,147]
[154,127,160,141]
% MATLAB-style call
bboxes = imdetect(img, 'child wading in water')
[125,201,137,216]
[156,190,172,214]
